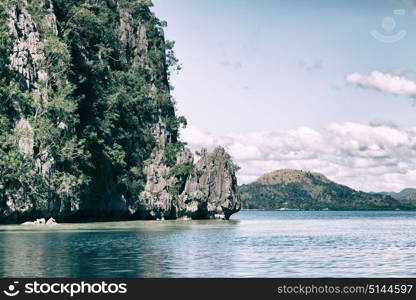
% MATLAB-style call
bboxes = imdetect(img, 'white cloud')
[346,71,416,97]
[181,123,416,192]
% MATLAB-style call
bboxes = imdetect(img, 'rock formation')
[138,147,241,220]
[179,148,241,219]
[0,0,240,223]
[22,217,57,225]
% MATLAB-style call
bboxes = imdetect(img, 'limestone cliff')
[138,147,241,220]
[179,148,241,219]
[0,0,240,223]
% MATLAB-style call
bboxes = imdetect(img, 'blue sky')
[152,0,416,191]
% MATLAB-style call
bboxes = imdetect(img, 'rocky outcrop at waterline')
[180,148,241,219]
[137,147,241,220]
[0,0,240,223]
[22,217,57,225]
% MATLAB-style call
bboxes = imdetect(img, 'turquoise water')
[0,210,415,277]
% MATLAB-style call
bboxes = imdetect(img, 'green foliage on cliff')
[0,0,185,219]
[164,142,184,167]
[168,162,193,196]
[0,2,38,205]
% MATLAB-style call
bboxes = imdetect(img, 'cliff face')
[138,147,241,220]
[0,0,240,223]
[179,148,241,219]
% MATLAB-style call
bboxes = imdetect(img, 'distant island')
[377,188,416,208]
[239,169,416,210]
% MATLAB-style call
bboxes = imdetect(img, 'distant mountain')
[378,188,416,207]
[379,188,416,199]
[397,194,416,206]
[239,169,413,210]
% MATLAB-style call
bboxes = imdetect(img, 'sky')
[152,0,416,192]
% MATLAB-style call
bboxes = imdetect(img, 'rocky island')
[0,0,240,223]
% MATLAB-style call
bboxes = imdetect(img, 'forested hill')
[0,0,240,223]
[239,169,411,210]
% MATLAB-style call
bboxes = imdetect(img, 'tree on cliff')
[0,0,184,220]
[0,0,241,223]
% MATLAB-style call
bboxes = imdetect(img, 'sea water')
[0,210,415,277]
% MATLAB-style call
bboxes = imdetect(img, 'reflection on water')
[0,211,415,277]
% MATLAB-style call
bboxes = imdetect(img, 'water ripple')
[0,210,415,277]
